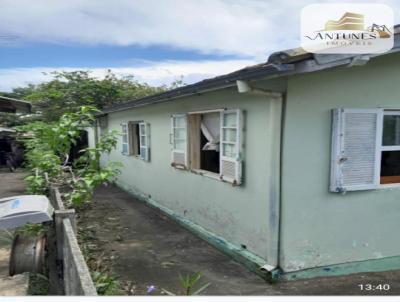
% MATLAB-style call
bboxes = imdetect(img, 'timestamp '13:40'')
[358,284,390,291]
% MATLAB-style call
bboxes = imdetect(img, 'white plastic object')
[0,195,54,229]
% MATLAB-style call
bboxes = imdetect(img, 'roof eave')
[99,32,400,116]
[0,96,31,113]
[99,63,293,115]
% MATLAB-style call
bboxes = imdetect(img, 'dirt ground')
[77,183,400,295]
[2,171,400,296]
[0,169,28,197]
[0,171,29,296]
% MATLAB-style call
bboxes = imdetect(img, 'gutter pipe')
[236,80,283,280]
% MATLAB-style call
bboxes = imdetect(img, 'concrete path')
[0,171,29,296]
[78,184,400,295]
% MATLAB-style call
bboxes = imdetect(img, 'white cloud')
[2,0,398,57]
[0,59,257,92]
[0,0,399,91]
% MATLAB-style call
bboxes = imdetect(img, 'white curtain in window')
[201,112,220,151]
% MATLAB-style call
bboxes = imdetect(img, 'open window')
[330,108,400,192]
[171,109,243,185]
[188,111,221,174]
[121,121,150,161]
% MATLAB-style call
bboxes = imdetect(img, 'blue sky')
[0,43,241,69]
[0,0,398,91]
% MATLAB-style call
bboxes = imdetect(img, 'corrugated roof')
[0,96,31,113]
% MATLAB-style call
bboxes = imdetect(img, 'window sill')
[190,169,221,180]
[171,165,239,186]
[122,153,146,161]
[191,169,239,186]
[378,183,400,189]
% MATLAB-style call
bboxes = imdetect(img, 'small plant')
[0,230,14,245]
[17,223,46,237]
[91,270,122,295]
[28,273,50,295]
[162,272,210,296]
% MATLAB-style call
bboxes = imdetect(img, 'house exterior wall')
[86,127,96,151]
[96,87,283,265]
[281,52,400,272]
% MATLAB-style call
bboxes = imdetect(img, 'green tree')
[1,70,184,123]
[0,84,36,99]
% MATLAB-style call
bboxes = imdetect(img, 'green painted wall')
[281,52,400,272]
[96,87,283,266]
[86,126,96,150]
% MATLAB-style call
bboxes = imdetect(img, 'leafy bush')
[18,106,122,206]
[0,230,14,245]
[16,223,46,237]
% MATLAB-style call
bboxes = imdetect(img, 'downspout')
[236,80,283,280]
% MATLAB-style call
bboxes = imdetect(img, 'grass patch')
[28,273,49,295]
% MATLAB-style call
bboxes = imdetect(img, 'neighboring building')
[0,96,31,114]
[0,96,31,168]
[90,27,400,280]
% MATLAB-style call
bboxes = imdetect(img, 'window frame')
[188,109,223,178]
[378,110,400,187]
[330,108,400,192]
[171,114,188,169]
[220,109,242,184]
[171,108,243,185]
[121,120,150,161]
[138,122,150,161]
[220,109,240,162]
[121,122,129,155]
[171,114,188,153]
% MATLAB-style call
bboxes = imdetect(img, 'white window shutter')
[220,109,243,185]
[330,108,383,192]
[121,122,129,155]
[171,115,188,169]
[139,122,150,161]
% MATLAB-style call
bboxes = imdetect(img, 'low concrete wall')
[61,218,97,295]
[49,187,97,296]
